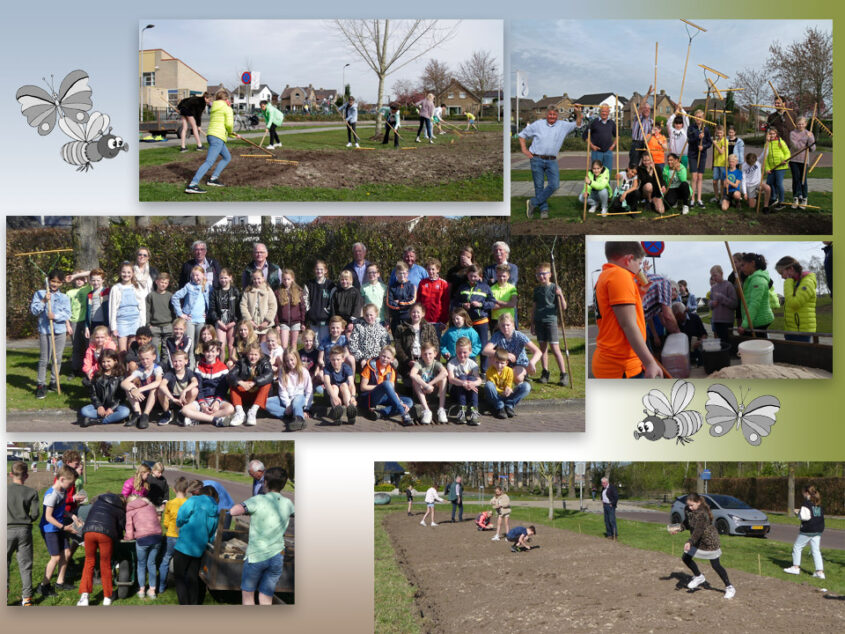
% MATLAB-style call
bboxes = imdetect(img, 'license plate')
[751,525,764,530]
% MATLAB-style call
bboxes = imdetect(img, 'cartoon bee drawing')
[634,379,703,445]
[15,69,126,171]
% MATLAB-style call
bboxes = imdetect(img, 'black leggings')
[173,550,203,605]
[269,123,280,145]
[682,553,731,586]
[347,122,357,143]
[665,182,692,207]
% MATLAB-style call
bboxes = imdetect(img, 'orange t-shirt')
[648,133,666,165]
[593,262,646,378]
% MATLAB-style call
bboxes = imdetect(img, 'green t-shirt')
[533,283,558,325]
[491,282,517,321]
[67,284,92,323]
[243,492,295,564]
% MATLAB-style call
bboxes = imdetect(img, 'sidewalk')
[512,178,832,198]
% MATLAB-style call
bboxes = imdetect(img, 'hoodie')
[175,494,219,558]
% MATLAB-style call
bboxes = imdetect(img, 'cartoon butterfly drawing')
[704,384,780,446]
[16,69,126,171]
[634,379,703,445]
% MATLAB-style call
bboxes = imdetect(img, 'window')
[142,72,155,87]
[447,93,454,99]
[459,92,466,99]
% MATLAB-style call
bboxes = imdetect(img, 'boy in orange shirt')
[592,242,663,379]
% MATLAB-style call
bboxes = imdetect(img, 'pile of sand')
[708,363,832,379]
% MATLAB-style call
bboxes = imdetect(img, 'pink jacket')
[82,339,117,379]
[125,497,162,540]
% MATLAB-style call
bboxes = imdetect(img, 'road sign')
[575,462,586,476]
[241,71,252,85]
[641,241,665,257]
[701,469,712,480]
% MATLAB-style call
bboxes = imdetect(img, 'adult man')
[641,271,681,349]
[483,241,519,288]
[342,242,371,290]
[766,96,795,143]
[248,460,267,496]
[630,85,654,166]
[388,246,428,288]
[585,104,617,169]
[242,243,282,291]
[179,241,222,289]
[601,477,618,540]
[448,476,463,523]
[519,105,583,219]
[672,302,708,366]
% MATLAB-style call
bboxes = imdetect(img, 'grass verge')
[374,507,423,634]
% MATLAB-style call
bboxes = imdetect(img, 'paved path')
[512,178,832,198]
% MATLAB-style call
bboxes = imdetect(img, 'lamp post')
[140,24,155,123]
[342,63,350,99]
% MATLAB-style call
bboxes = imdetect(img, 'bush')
[398,475,417,491]
[374,483,395,492]
[681,476,845,515]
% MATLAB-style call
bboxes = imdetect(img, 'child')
[483,313,541,387]
[484,348,531,418]
[147,463,169,509]
[465,110,478,131]
[265,348,313,431]
[579,159,612,215]
[276,268,306,349]
[125,494,163,600]
[260,327,284,372]
[80,349,130,427]
[531,263,568,385]
[490,486,511,540]
[763,126,791,210]
[85,268,109,339]
[232,319,258,367]
[407,341,448,424]
[360,264,388,324]
[394,303,439,380]
[637,153,665,214]
[331,269,364,330]
[76,491,125,606]
[229,467,295,606]
[711,125,727,203]
[156,349,198,426]
[359,345,414,425]
[612,162,641,212]
[453,265,496,372]
[183,341,235,427]
[145,271,175,360]
[30,269,71,398]
[667,104,689,168]
[173,485,219,604]
[447,337,483,425]
[194,324,217,363]
[259,99,284,149]
[671,493,735,600]
[440,308,481,362]
[122,464,151,498]
[171,265,211,349]
[687,110,712,207]
[382,102,401,147]
[125,325,156,374]
[646,121,667,173]
[475,511,494,531]
[341,96,359,148]
[727,125,745,164]
[210,268,240,362]
[109,262,146,353]
[721,154,743,211]
[121,343,163,429]
[506,525,536,552]
[742,152,771,211]
[433,103,446,135]
[163,318,194,371]
[36,465,78,597]
[660,153,692,214]
[417,258,450,334]
[318,315,354,370]
[784,485,825,579]
[490,263,517,334]
[66,270,91,376]
[8,462,40,606]
[788,116,815,207]
[415,93,435,142]
[323,346,357,424]
[81,325,117,384]
[159,478,195,594]
[240,270,277,341]
[299,329,322,390]
[185,89,241,193]
[348,303,392,370]
[303,260,335,344]
[387,262,417,332]
[228,342,274,426]
[421,485,445,527]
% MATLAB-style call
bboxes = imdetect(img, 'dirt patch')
[381,511,844,633]
[140,132,502,189]
[512,211,832,236]
[708,363,832,379]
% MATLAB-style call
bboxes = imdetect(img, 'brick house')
[436,79,481,117]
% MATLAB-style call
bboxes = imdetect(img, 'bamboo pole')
[259,129,268,149]
[686,113,719,127]
[808,154,823,174]
[768,81,796,127]
[582,129,591,222]
[15,249,73,257]
[603,211,642,216]
[386,120,402,139]
[652,213,680,220]
[550,242,574,389]
[614,94,619,177]
[633,104,665,201]
[748,104,797,110]
[698,64,728,79]
[266,159,299,165]
[678,19,706,106]
[706,77,723,100]
[724,241,755,339]
[654,42,659,118]
[803,105,817,197]
[756,139,771,213]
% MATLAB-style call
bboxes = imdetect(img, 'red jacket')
[417,278,450,325]
[82,338,117,379]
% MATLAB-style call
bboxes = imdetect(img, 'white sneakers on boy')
[77,594,89,606]
[491,535,500,541]
[813,571,826,579]
[430,522,438,527]
[420,520,427,526]
[230,408,245,427]
[724,585,736,600]
[437,408,448,424]
[682,205,689,215]
[783,565,800,575]
[687,574,706,589]
[421,409,433,424]
[346,142,352,147]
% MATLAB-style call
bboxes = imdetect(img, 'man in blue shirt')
[248,460,266,496]
[630,85,654,166]
[388,246,428,288]
[518,105,583,219]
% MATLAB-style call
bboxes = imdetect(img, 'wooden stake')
[550,241,574,390]
[724,241,755,339]
[582,129,591,223]
[802,103,818,188]
[652,213,680,220]
[707,77,723,100]
[259,129,267,149]
[808,154,823,174]
[267,159,299,165]
[758,553,762,576]
[768,81,796,127]
[756,139,771,214]
[602,211,642,216]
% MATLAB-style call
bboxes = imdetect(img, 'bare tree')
[735,66,769,133]
[456,50,500,120]
[333,19,459,134]
[420,59,452,96]
[766,27,833,116]
[535,462,562,520]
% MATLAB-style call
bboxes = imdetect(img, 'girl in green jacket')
[763,127,791,209]
[186,90,242,194]
[739,253,775,337]
[776,256,817,342]
[579,160,612,216]
[260,100,284,149]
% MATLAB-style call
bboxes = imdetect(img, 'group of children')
[31,250,568,430]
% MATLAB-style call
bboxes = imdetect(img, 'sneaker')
[429,139,434,144]
[468,408,480,426]
[22,597,33,607]
[505,405,515,418]
[47,383,58,392]
[288,415,307,431]
[540,210,549,219]
[102,597,112,606]
[137,414,149,430]
[455,407,467,424]
[494,407,507,419]
[245,410,257,426]
[354,143,359,148]
[420,520,427,526]
[762,205,771,214]
[491,535,500,541]
[539,370,550,384]
[346,142,352,147]
[195,146,203,151]
[430,522,438,527]
[558,374,568,387]
[124,413,139,427]
[181,414,194,427]
[185,184,206,194]
[421,409,433,424]
[724,585,736,600]
[35,384,47,399]
[774,201,784,210]
[346,405,357,425]
[213,415,230,427]
[56,581,74,590]
[687,574,706,589]
[157,411,173,426]
[511,545,519,552]
[415,137,421,143]
[207,177,224,187]
[682,205,689,215]
[179,147,188,153]
[77,594,89,607]
[783,566,800,575]
[411,404,424,423]
[526,199,535,218]
[436,407,448,424]
[146,588,156,599]
[696,200,705,208]
[230,409,245,427]
[80,416,97,428]
[588,204,597,214]
[401,412,413,426]
[710,196,719,204]
[792,199,799,209]
[813,571,826,579]
[38,583,56,597]
[329,405,343,423]
[137,590,146,599]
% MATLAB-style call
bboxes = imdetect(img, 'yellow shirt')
[162,496,187,538]
[713,137,727,168]
[485,366,513,393]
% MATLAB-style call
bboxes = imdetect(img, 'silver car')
[670,493,771,537]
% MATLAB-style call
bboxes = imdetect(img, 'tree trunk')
[696,462,705,494]
[567,462,576,498]
[787,463,796,514]
[375,73,386,137]
[72,216,101,270]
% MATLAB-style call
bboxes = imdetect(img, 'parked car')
[111,456,125,463]
[670,493,770,537]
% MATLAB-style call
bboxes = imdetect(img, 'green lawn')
[512,167,833,182]
[374,506,423,634]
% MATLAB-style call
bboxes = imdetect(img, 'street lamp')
[342,63,351,98]
[140,24,155,123]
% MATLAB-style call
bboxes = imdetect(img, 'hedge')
[374,483,395,492]
[202,451,295,482]
[7,218,585,338]
[681,476,844,515]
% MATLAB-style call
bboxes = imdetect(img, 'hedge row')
[214,452,295,482]
[374,483,395,492]
[6,218,585,338]
[681,476,844,515]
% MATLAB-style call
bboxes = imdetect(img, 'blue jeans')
[767,169,786,203]
[474,322,490,372]
[789,161,808,199]
[483,380,530,410]
[190,135,231,185]
[136,539,162,590]
[450,385,479,408]
[792,533,823,570]
[591,150,614,169]
[265,394,306,419]
[603,503,617,537]
[241,552,284,596]
[81,404,131,424]
[529,157,560,211]
[158,536,177,593]
[361,381,412,416]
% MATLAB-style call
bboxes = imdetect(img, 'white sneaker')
[102,597,112,606]
[600,209,608,217]
[783,566,800,575]
[682,205,689,215]
[77,594,89,606]
[437,407,448,424]
[266,144,275,150]
[421,409,432,424]
[430,522,438,527]
[182,415,193,426]
[230,409,245,427]
[724,585,736,600]
[813,571,826,579]
[420,520,427,526]
[355,143,360,148]
[429,139,434,144]
[588,204,597,214]
[415,137,421,143]
[792,199,799,209]
[491,535,500,541]
[687,574,706,589]
[346,142,352,147]
[245,409,257,426]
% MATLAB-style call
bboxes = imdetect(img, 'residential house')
[626,90,676,127]
[280,84,337,112]
[574,92,628,124]
[232,84,279,112]
[436,79,481,117]
[139,49,207,114]
[531,93,574,119]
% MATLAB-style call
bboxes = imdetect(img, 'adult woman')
[708,265,738,343]
[788,117,816,208]
[177,92,212,152]
[133,247,158,297]
[738,253,774,338]
[446,246,475,289]
[775,256,817,342]
[763,126,791,210]
[393,303,440,381]
[415,93,436,143]
[783,485,825,580]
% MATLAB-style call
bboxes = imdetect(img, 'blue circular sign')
[241,71,252,85]
[641,241,665,257]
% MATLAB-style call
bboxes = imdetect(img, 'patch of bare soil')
[140,132,502,189]
[381,511,844,633]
